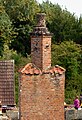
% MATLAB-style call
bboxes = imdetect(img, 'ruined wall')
[19,71,65,120]
[19,13,65,120]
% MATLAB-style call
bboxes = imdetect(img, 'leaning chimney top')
[36,13,46,27]
[30,13,52,36]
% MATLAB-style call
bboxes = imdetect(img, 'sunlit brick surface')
[19,72,65,120]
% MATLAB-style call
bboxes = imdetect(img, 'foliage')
[2,0,40,56]
[40,1,82,45]
[52,41,82,103]
[0,5,12,56]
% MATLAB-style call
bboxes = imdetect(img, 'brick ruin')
[19,13,65,120]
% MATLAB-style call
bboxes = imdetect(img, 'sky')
[37,0,82,18]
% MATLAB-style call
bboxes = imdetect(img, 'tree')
[76,16,82,44]
[2,0,40,56]
[40,1,81,44]
[52,41,82,103]
[0,4,12,56]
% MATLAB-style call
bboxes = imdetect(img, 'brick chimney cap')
[30,13,52,36]
[36,13,46,27]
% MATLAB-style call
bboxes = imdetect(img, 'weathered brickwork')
[19,70,65,120]
[19,13,65,120]
[31,36,51,70]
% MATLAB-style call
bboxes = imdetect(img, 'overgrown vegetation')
[0,0,82,104]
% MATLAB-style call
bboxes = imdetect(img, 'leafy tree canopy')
[52,41,82,103]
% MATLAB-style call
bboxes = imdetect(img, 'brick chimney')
[19,13,65,120]
[30,13,52,70]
